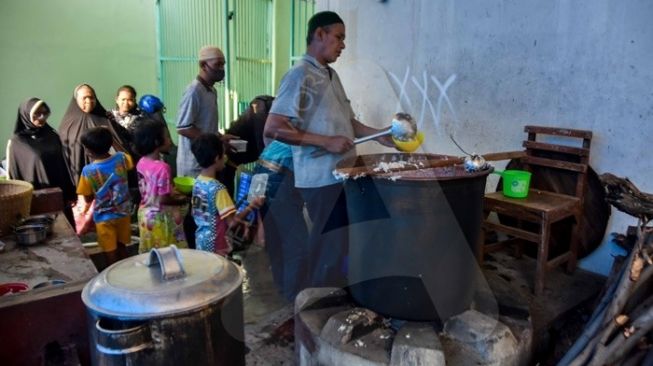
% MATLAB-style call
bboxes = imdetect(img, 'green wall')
[272,0,291,91]
[0,0,157,153]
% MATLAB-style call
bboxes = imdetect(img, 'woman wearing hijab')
[6,98,77,227]
[222,95,274,196]
[59,84,132,185]
[59,84,137,234]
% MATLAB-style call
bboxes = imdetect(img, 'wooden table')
[0,212,98,365]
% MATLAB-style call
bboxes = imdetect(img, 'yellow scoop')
[393,131,424,152]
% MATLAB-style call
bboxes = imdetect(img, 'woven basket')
[0,180,34,236]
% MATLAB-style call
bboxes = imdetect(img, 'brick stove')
[294,287,533,366]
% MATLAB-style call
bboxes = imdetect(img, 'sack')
[73,195,95,235]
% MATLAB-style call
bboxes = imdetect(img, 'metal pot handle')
[145,245,186,280]
[95,319,153,355]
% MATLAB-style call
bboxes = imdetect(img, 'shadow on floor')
[239,245,297,365]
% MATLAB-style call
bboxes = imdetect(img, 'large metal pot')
[81,246,245,366]
[336,153,491,322]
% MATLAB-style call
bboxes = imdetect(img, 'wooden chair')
[478,125,592,295]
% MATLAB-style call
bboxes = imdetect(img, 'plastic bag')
[73,195,95,235]
[234,171,257,225]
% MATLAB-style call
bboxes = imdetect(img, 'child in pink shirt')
[133,118,188,253]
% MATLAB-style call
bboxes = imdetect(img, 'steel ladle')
[449,134,489,172]
[311,113,417,157]
[353,112,417,144]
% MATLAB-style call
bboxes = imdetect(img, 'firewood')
[595,305,653,365]
[596,223,646,344]
[599,173,653,221]
[562,261,623,366]
[631,255,644,281]
[621,349,650,366]
[629,260,653,304]
[560,175,653,366]
[625,291,653,328]
[585,223,652,365]
[567,234,650,366]
[616,315,629,326]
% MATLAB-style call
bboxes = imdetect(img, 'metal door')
[156,0,231,135]
[291,0,315,64]
[230,0,273,114]
[156,0,313,134]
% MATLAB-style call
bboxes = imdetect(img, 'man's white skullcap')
[198,45,223,61]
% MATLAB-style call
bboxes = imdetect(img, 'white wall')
[317,0,653,274]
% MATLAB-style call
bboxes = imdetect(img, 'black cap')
[307,11,344,45]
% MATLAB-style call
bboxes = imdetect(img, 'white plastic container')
[231,139,248,152]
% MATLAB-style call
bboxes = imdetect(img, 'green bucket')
[495,170,532,198]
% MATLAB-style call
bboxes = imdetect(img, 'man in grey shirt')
[176,45,237,249]
[176,45,230,178]
[264,11,394,289]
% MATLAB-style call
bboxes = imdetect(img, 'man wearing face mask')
[176,45,232,177]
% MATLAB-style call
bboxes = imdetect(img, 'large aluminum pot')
[336,153,491,322]
[81,246,244,366]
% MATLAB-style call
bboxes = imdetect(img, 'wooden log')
[566,221,652,366]
[560,265,621,365]
[594,304,653,365]
[600,173,653,220]
[561,175,653,365]
[596,223,648,345]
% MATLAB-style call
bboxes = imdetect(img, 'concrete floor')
[241,244,289,324]
[240,244,297,365]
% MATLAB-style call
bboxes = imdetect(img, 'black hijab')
[220,95,274,196]
[226,95,274,164]
[8,98,76,202]
[58,84,129,186]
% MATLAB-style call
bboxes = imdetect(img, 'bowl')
[393,131,425,152]
[173,176,195,195]
[0,282,29,296]
[19,214,56,236]
[33,279,67,289]
[15,224,47,246]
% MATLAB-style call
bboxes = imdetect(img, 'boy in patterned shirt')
[77,127,133,265]
[190,134,261,256]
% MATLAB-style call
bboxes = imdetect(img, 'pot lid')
[82,246,243,319]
